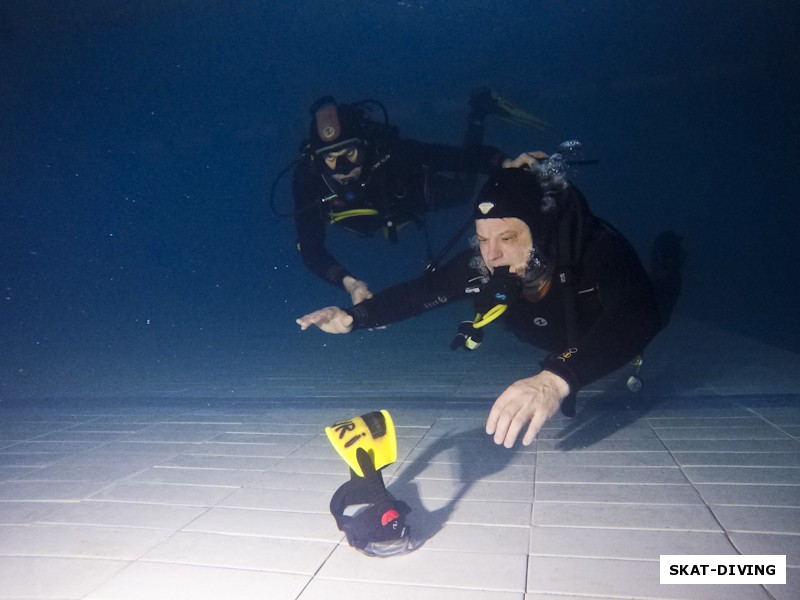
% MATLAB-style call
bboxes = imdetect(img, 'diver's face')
[331,166,362,184]
[324,145,363,184]
[475,217,533,276]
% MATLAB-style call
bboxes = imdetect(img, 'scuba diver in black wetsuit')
[279,89,549,305]
[297,166,686,448]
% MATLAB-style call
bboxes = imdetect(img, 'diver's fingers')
[295,316,313,330]
[487,389,522,446]
[488,373,568,448]
[521,408,549,447]
[295,309,326,330]
[502,152,534,169]
[502,151,551,170]
[318,308,353,334]
[485,391,509,436]
[501,406,530,449]
[333,312,355,333]
[296,307,346,332]
[350,285,373,305]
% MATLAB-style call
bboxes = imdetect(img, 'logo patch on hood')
[477,201,495,215]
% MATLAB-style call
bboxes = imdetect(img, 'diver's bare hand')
[296,307,354,334]
[501,151,550,169]
[342,276,373,305]
[485,370,569,448]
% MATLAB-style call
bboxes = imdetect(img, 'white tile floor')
[1,317,798,599]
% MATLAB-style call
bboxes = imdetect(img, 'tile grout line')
[292,541,341,599]
[741,403,800,445]
[646,408,783,600]
[526,436,539,596]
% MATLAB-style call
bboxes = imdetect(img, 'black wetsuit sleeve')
[345,250,474,329]
[292,162,353,288]
[391,138,506,175]
[540,227,661,393]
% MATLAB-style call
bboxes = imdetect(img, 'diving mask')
[315,137,365,177]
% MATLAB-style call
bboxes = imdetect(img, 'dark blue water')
[2,1,798,396]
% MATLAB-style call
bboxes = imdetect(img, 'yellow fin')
[325,410,397,476]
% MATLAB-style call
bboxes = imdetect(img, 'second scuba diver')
[282,89,548,305]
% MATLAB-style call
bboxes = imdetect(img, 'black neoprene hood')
[473,168,560,252]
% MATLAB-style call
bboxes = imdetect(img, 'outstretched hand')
[485,370,570,448]
[501,151,550,170]
[296,307,354,334]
